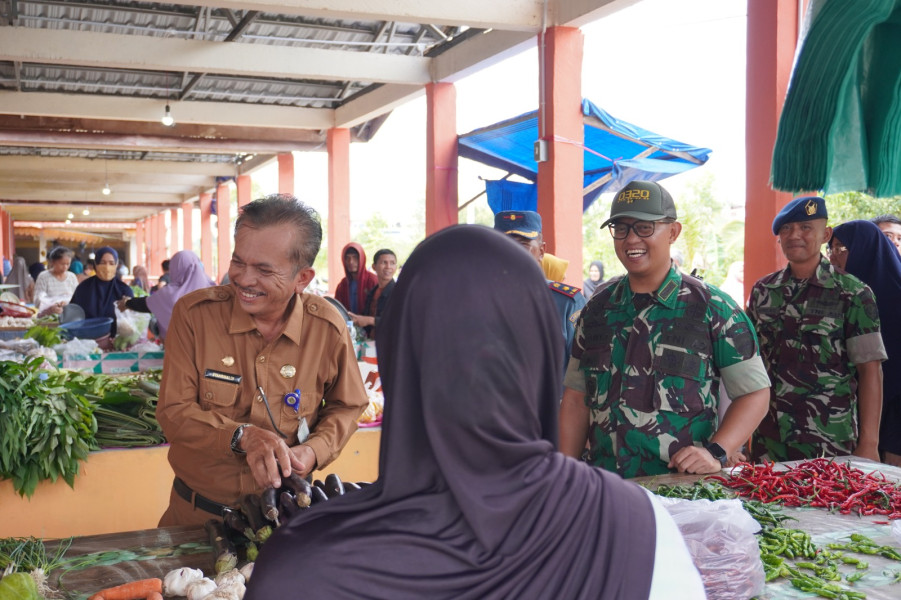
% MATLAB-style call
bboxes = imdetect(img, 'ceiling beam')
[175,0,545,32]
[0,156,242,177]
[0,91,334,129]
[0,115,328,144]
[0,28,432,86]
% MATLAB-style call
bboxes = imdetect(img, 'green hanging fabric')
[771,0,901,196]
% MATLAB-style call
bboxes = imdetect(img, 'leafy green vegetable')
[23,325,64,348]
[0,358,97,497]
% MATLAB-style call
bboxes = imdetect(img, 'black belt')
[172,477,229,517]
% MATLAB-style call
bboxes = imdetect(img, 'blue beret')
[494,210,542,239]
[772,196,828,235]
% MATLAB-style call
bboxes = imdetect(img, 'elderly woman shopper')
[830,220,901,466]
[32,246,79,314]
[4,256,35,303]
[70,246,133,336]
[117,250,214,341]
[247,225,703,600]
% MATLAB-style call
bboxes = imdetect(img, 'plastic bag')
[659,497,765,600]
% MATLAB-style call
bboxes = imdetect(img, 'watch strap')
[231,423,250,455]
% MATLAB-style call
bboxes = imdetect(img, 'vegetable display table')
[0,428,380,539]
[45,525,211,599]
[635,458,901,600]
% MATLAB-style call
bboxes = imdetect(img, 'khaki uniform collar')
[228,288,305,346]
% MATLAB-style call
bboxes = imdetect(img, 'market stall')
[5,458,899,599]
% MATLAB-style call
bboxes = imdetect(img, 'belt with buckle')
[172,477,229,517]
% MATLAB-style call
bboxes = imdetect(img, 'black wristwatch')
[230,424,250,455]
[705,442,728,467]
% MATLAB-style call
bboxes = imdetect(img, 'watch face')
[707,443,727,463]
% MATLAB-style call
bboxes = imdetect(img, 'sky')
[254,0,748,228]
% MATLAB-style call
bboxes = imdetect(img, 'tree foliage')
[823,191,901,225]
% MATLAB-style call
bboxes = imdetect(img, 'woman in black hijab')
[248,225,702,599]
[70,246,133,337]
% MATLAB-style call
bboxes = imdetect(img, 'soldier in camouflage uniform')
[559,181,771,478]
[748,196,886,462]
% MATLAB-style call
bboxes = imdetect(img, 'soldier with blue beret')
[771,195,828,235]
[748,195,887,462]
[559,180,771,478]
[494,210,586,373]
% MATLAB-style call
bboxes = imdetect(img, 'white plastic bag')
[658,497,765,600]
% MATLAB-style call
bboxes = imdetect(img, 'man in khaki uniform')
[158,195,368,527]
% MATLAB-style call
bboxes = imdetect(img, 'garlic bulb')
[163,567,204,596]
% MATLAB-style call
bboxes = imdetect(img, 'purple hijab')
[247,225,656,600]
[145,250,214,339]
[832,220,901,453]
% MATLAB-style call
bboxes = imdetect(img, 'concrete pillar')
[237,174,252,208]
[216,181,232,284]
[169,208,179,254]
[327,128,351,294]
[425,82,458,235]
[536,26,584,286]
[745,2,802,295]
[181,201,194,256]
[135,220,145,268]
[199,193,214,279]
[278,153,295,196]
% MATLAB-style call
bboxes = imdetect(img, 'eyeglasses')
[607,219,673,240]
[827,245,848,256]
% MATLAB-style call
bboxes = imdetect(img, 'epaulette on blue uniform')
[548,281,581,299]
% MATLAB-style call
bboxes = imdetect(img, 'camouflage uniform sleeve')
[844,284,888,364]
[562,309,588,393]
[720,355,771,398]
[708,290,760,367]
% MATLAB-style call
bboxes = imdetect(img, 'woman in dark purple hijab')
[831,220,901,465]
[247,225,700,599]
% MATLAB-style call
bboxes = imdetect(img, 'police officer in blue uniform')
[494,210,586,373]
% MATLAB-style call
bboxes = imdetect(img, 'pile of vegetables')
[0,358,97,497]
[0,359,166,497]
[709,459,901,517]
[63,370,165,448]
[210,473,365,572]
[651,475,901,598]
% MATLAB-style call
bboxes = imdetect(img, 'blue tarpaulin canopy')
[458,99,712,213]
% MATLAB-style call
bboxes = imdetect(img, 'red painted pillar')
[237,174,252,208]
[181,201,194,256]
[745,2,801,297]
[425,82,458,235]
[536,26,584,286]
[6,210,14,259]
[216,181,232,284]
[0,209,7,261]
[278,153,295,196]
[199,192,214,279]
[155,213,166,276]
[147,214,157,277]
[135,220,145,268]
[168,208,179,253]
[328,128,351,294]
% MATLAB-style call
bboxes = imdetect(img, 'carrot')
[87,577,163,600]
[146,594,163,600]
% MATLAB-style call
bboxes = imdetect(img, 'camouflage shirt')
[563,266,769,478]
[747,256,887,462]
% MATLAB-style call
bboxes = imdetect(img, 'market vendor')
[69,247,133,337]
[157,194,368,527]
[559,181,771,478]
